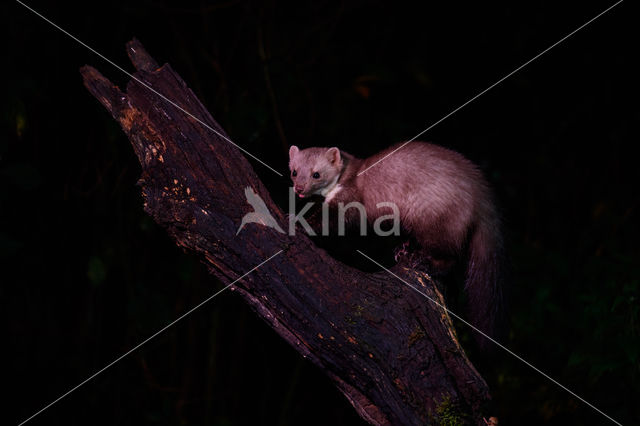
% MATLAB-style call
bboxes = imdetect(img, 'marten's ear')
[326,147,341,164]
[289,145,299,160]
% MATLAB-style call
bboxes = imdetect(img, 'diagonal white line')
[358,0,624,176]
[357,250,623,426]
[18,250,283,425]
[15,0,284,177]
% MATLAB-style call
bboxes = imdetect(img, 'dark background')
[3,0,638,424]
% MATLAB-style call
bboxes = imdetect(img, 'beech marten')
[288,142,506,347]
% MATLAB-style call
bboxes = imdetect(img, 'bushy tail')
[465,212,507,352]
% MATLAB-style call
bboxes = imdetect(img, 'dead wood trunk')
[80,39,491,425]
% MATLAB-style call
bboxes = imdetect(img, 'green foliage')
[1,162,41,191]
[488,210,640,423]
[87,256,107,287]
[434,395,466,426]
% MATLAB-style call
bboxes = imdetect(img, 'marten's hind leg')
[414,227,463,276]
[422,251,457,276]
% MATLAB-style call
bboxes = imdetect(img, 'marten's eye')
[312,172,320,179]
[292,170,297,177]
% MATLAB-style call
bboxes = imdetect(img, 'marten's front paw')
[393,240,411,262]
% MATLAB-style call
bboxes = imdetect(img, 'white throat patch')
[323,183,342,202]
[318,175,340,198]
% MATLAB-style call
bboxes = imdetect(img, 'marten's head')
[288,145,342,198]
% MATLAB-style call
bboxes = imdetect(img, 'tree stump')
[80,39,491,425]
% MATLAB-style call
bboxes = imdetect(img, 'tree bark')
[80,39,491,425]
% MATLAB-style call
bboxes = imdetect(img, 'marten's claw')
[394,241,411,262]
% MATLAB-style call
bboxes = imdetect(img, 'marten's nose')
[294,185,304,194]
